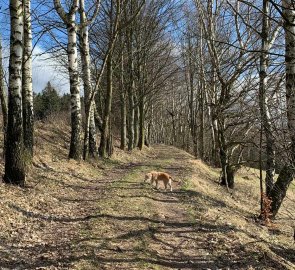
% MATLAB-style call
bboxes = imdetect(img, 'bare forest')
[0,0,294,269]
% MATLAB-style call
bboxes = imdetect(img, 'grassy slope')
[0,119,294,269]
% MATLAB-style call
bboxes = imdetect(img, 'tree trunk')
[198,28,205,159]
[134,99,139,148]
[148,103,153,144]
[4,0,26,186]
[138,96,145,150]
[218,119,235,189]
[127,86,135,150]
[67,21,82,160]
[54,0,82,160]
[126,18,135,151]
[137,59,146,150]
[206,67,219,166]
[198,85,204,159]
[99,53,113,158]
[211,113,219,166]
[22,0,34,159]
[284,1,295,162]
[79,0,97,159]
[120,91,127,150]
[259,0,275,196]
[120,34,127,150]
[0,35,8,156]
[94,107,103,133]
[68,20,82,160]
[186,32,197,155]
[269,165,294,218]
[269,0,295,218]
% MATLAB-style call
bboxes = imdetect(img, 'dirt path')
[0,145,294,269]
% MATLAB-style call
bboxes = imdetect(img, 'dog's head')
[144,172,152,182]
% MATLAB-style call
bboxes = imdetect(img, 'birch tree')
[4,0,26,185]
[0,34,8,155]
[79,0,101,159]
[258,0,282,198]
[22,0,34,159]
[54,0,82,160]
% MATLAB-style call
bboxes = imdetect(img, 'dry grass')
[0,119,294,269]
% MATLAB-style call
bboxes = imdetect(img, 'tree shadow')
[4,201,291,270]
[270,246,295,264]
[2,144,292,269]
[118,194,180,203]
[0,217,254,269]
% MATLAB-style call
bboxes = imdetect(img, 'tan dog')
[145,171,174,191]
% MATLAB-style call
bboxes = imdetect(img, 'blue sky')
[0,1,70,94]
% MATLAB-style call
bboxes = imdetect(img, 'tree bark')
[120,89,127,150]
[269,0,295,218]
[99,53,113,158]
[4,0,26,186]
[198,84,204,159]
[119,32,127,150]
[259,0,275,196]
[185,32,197,155]
[138,96,145,150]
[0,35,8,156]
[68,23,82,160]
[79,0,97,159]
[269,165,294,218]
[22,0,34,159]
[54,0,82,160]
[127,84,135,150]
[137,60,146,150]
[134,97,139,148]
[218,116,235,189]
[125,17,135,150]
[284,1,295,162]
[198,27,205,159]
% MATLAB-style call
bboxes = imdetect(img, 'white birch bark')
[0,34,8,147]
[259,0,275,196]
[79,0,98,159]
[22,0,34,158]
[4,0,26,185]
[54,0,82,160]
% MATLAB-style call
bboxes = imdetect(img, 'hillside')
[0,119,294,270]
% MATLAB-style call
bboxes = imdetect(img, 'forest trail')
[0,144,294,270]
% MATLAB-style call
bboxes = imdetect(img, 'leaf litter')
[0,120,294,269]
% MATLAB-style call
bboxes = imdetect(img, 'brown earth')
[0,119,294,270]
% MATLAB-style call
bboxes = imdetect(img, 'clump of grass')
[181,178,194,190]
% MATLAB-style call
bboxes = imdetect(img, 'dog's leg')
[168,179,173,192]
[156,180,159,189]
[144,173,151,183]
[151,175,156,187]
